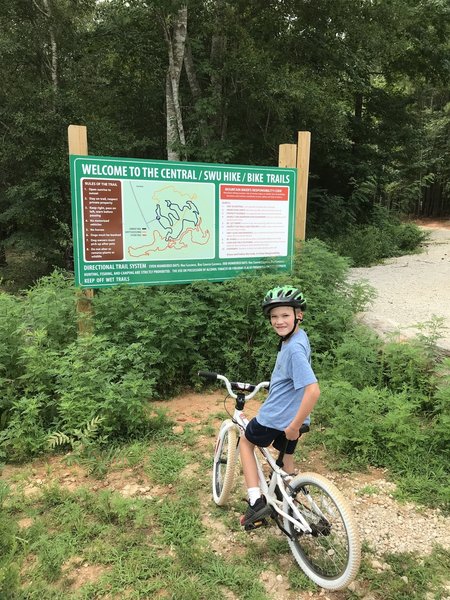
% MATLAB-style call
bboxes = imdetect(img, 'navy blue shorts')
[245,417,309,455]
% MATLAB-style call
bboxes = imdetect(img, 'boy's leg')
[239,434,270,526]
[282,452,295,474]
[240,435,259,489]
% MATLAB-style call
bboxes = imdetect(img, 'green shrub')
[93,285,200,395]
[24,270,78,348]
[431,359,450,459]
[395,222,428,252]
[293,239,374,353]
[326,325,382,389]
[54,335,154,439]
[0,394,49,460]
[0,292,24,380]
[318,381,427,467]
[380,339,435,402]
[329,214,426,267]
[317,382,389,466]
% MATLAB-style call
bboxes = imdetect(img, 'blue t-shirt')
[257,329,317,431]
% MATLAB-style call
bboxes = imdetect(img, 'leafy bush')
[380,339,435,402]
[431,359,450,459]
[327,208,427,267]
[23,271,78,348]
[293,239,374,353]
[0,292,24,380]
[54,335,154,438]
[317,325,382,389]
[315,373,449,508]
[396,222,428,252]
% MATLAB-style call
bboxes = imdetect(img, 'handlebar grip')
[198,370,218,382]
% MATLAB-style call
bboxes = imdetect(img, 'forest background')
[0,0,449,288]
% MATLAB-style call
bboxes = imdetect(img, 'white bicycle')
[199,371,361,591]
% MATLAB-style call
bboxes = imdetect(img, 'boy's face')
[269,305,302,337]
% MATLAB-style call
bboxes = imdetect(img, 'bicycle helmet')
[262,286,307,316]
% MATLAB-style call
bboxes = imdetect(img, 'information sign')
[70,156,297,287]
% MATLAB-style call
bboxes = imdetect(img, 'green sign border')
[70,155,297,288]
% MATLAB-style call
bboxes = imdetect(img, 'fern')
[47,416,104,450]
[47,432,71,449]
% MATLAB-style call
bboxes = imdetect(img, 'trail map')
[70,156,296,287]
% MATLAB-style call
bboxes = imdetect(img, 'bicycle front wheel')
[283,472,361,590]
[212,420,240,506]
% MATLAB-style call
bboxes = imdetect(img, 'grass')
[358,546,450,600]
[1,427,449,599]
[357,484,381,496]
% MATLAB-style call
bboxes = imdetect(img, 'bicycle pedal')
[244,518,268,531]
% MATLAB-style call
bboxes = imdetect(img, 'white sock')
[248,487,261,506]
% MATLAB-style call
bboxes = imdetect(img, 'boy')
[240,285,320,528]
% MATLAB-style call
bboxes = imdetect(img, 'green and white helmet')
[262,286,307,316]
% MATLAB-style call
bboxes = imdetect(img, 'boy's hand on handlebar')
[284,424,300,441]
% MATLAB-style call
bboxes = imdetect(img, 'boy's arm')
[284,382,320,441]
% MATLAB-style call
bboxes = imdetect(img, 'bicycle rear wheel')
[283,472,361,590]
[212,420,240,506]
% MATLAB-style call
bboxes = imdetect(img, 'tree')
[161,5,188,160]
[1,0,449,288]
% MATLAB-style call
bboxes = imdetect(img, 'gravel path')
[348,225,450,352]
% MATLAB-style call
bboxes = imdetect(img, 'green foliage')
[48,415,104,451]
[380,339,435,401]
[24,271,78,348]
[0,394,49,461]
[293,239,375,352]
[317,325,382,389]
[0,292,24,380]
[329,213,427,267]
[55,335,153,438]
[316,375,449,508]
[431,359,450,459]
[93,285,200,395]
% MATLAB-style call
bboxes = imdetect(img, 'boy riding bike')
[240,285,320,528]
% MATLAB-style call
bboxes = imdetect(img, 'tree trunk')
[162,6,188,161]
[184,38,209,148]
[34,0,58,95]
[210,0,228,140]
[351,92,363,155]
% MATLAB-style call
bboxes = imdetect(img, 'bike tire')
[283,472,361,590]
[212,420,240,506]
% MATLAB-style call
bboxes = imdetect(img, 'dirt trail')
[348,221,450,352]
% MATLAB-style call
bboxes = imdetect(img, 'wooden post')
[295,131,311,241]
[278,143,297,169]
[68,125,94,335]
[279,134,311,242]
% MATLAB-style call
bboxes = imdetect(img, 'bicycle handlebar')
[198,371,269,400]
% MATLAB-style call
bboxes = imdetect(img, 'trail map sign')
[70,155,297,288]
